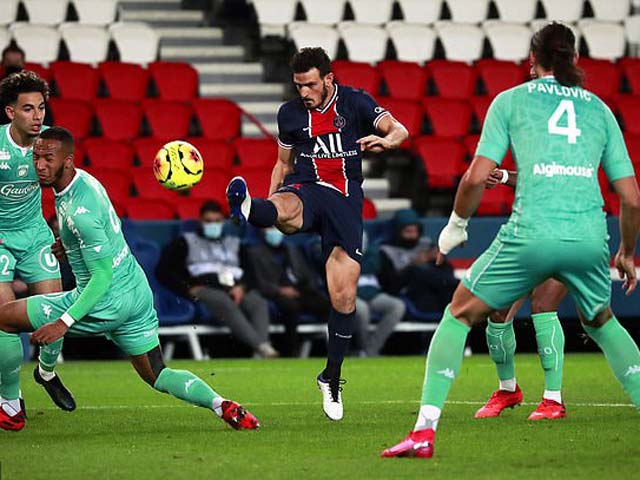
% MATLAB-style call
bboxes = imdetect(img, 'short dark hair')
[0,70,49,106]
[200,200,223,217]
[39,126,75,156]
[2,42,25,63]
[290,47,332,77]
[531,22,584,88]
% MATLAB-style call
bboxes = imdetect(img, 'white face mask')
[264,228,284,247]
[202,221,223,239]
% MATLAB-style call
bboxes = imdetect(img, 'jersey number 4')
[548,99,581,144]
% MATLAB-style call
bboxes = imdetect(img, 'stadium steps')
[119,0,205,27]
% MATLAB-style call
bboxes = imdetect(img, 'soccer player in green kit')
[0,127,259,431]
[382,22,640,458]
[0,71,75,413]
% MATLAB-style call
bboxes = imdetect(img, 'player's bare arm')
[269,145,294,196]
[357,114,408,153]
[612,176,640,294]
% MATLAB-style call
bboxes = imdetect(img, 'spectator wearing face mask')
[245,228,331,356]
[1,42,25,79]
[156,200,279,358]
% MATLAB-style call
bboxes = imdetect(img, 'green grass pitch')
[5,353,639,479]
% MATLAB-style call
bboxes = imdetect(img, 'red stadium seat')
[469,96,492,127]
[233,138,277,170]
[617,95,640,135]
[376,98,424,142]
[125,198,176,220]
[82,138,135,170]
[48,98,94,140]
[604,192,620,216]
[477,187,512,216]
[148,61,199,101]
[362,197,377,219]
[422,98,472,138]
[142,100,193,139]
[185,139,234,172]
[414,136,466,189]
[192,99,241,141]
[231,167,271,198]
[176,197,215,220]
[94,99,143,141]
[331,60,381,95]
[41,188,56,221]
[475,59,526,97]
[427,60,477,99]
[624,133,640,167]
[620,58,640,96]
[131,166,184,201]
[377,61,428,101]
[50,62,100,101]
[24,62,52,82]
[82,167,132,205]
[189,169,232,202]
[578,58,621,103]
[74,143,85,165]
[463,134,480,157]
[132,137,169,166]
[98,62,150,101]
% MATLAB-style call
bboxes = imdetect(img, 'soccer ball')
[153,140,204,191]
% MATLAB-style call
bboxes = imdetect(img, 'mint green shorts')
[26,281,160,356]
[0,219,60,283]
[462,234,611,320]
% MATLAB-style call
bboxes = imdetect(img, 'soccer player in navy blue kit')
[227,47,408,420]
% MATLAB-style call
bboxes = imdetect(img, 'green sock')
[486,319,516,381]
[583,316,640,409]
[421,306,471,408]
[39,338,64,372]
[532,312,564,391]
[154,368,221,409]
[0,330,23,401]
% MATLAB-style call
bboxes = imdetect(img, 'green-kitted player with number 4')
[0,71,76,415]
[0,127,259,432]
[382,22,640,459]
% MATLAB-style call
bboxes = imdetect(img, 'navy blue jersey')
[277,84,389,196]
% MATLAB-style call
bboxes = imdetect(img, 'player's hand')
[31,319,68,345]
[485,169,503,189]
[279,286,300,299]
[51,237,67,262]
[229,285,245,304]
[614,250,637,295]
[357,135,391,153]
[436,219,468,265]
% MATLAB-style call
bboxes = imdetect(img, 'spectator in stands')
[246,227,331,356]
[356,231,406,356]
[156,200,279,358]
[380,209,458,314]
[48,215,76,291]
[1,42,25,78]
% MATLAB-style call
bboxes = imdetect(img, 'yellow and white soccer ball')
[153,140,204,191]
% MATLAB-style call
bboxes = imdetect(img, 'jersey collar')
[5,125,30,157]
[54,168,82,197]
[315,84,338,114]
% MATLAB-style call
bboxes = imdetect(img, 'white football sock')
[414,405,441,432]
[212,396,225,417]
[499,378,517,392]
[38,365,56,381]
[543,390,562,403]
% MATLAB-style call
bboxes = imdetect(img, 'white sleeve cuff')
[60,312,76,327]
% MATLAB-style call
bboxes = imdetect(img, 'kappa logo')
[184,378,197,393]
[624,365,640,377]
[437,368,455,379]
[42,304,52,319]
[73,206,90,216]
[0,163,9,170]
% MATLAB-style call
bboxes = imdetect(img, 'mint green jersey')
[476,77,634,240]
[0,124,48,231]
[55,169,148,318]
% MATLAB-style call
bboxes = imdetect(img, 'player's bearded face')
[294,69,333,110]
[34,139,67,186]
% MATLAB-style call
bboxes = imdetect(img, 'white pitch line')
[31,399,635,411]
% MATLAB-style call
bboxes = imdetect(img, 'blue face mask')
[264,228,284,247]
[202,221,223,239]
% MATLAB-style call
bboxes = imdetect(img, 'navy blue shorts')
[278,181,364,264]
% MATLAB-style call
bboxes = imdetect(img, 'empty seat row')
[252,0,633,30]
[11,61,200,102]
[0,0,119,26]
[290,20,636,64]
[0,22,158,64]
[48,98,243,142]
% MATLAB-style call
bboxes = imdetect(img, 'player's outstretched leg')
[34,339,76,412]
[528,312,566,420]
[0,330,26,431]
[381,305,471,458]
[475,317,522,418]
[582,312,640,410]
[133,346,260,430]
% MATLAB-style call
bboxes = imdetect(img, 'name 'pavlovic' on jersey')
[277,84,389,195]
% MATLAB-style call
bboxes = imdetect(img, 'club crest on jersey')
[333,115,346,129]
[17,165,29,177]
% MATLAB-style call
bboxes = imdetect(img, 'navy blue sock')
[248,198,278,228]
[323,308,357,380]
